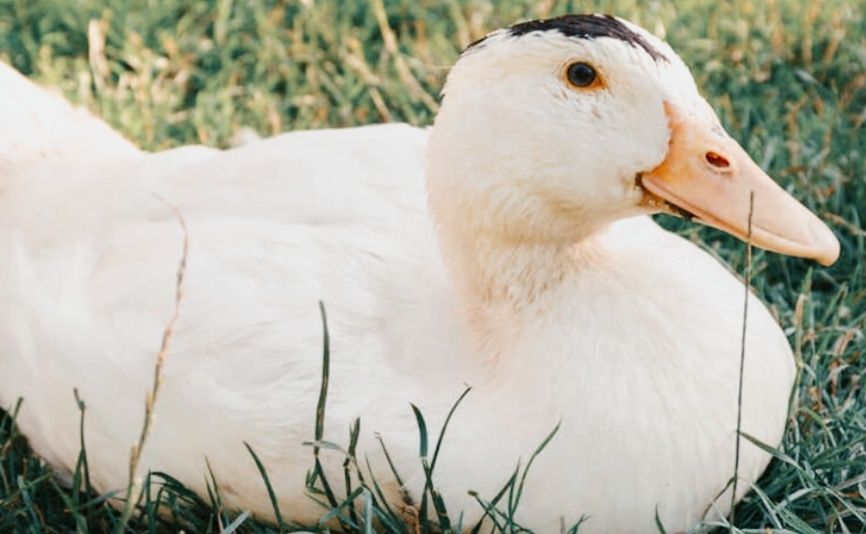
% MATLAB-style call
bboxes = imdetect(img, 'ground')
[0,0,864,532]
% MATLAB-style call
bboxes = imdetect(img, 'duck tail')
[0,61,138,167]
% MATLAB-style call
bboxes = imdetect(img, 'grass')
[0,0,864,531]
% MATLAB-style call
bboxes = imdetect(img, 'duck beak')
[640,102,839,266]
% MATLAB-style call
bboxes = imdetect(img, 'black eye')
[566,62,597,88]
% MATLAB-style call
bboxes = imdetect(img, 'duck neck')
[435,215,604,344]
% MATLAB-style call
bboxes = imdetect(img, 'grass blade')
[243,441,285,533]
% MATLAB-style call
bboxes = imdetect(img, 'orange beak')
[640,102,839,266]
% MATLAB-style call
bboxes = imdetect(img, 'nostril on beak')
[705,151,730,169]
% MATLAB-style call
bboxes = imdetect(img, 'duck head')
[427,14,839,270]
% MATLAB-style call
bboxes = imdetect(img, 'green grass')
[1,0,865,532]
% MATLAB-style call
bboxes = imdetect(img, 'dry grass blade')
[115,200,189,533]
[369,0,440,114]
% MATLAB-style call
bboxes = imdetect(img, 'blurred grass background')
[0,0,865,532]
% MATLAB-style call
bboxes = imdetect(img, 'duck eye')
[566,62,597,88]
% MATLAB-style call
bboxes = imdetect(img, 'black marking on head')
[465,33,493,51]
[466,14,668,63]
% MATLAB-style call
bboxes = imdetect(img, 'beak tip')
[816,238,841,267]
[812,225,840,267]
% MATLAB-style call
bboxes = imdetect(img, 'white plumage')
[0,15,838,532]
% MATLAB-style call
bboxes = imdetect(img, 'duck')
[0,14,840,533]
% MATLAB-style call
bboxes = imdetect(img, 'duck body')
[0,13,835,533]
[1,123,792,531]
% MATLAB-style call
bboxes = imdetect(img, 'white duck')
[0,14,840,533]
